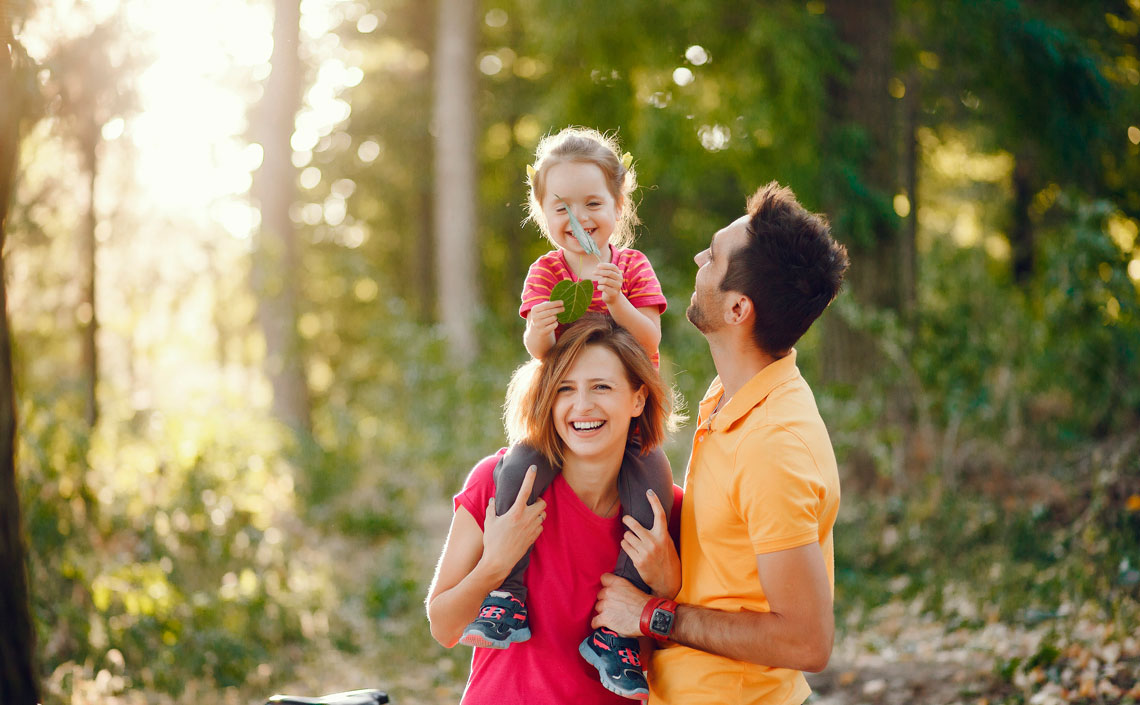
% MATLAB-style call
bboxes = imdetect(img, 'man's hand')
[621,489,680,599]
[591,573,651,638]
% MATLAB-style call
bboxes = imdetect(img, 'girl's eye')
[555,207,566,214]
[588,201,601,207]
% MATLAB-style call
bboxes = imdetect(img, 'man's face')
[686,215,749,334]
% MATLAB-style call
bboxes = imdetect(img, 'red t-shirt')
[453,449,683,705]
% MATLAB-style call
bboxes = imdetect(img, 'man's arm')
[592,541,834,672]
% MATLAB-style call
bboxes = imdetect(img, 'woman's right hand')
[481,466,547,580]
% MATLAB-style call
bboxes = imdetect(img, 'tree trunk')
[433,0,480,364]
[251,0,311,433]
[821,0,901,385]
[1010,152,1036,286]
[79,125,98,427]
[0,11,43,702]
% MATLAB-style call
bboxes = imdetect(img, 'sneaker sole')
[578,639,649,700]
[458,627,532,649]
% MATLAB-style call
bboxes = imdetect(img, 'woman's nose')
[572,389,593,411]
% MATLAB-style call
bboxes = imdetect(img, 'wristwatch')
[640,597,678,641]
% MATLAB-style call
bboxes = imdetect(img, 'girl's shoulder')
[526,249,568,273]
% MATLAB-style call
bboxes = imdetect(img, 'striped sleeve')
[520,254,565,319]
[620,249,668,313]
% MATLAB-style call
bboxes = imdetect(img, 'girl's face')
[552,344,646,464]
[539,161,622,257]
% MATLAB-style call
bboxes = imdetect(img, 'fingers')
[647,488,666,529]
[513,465,537,509]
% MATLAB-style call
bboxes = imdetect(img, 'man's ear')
[724,293,754,326]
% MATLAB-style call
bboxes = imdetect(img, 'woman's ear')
[632,384,647,417]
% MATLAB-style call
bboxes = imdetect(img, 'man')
[593,182,849,704]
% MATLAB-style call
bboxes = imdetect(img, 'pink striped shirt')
[519,246,668,366]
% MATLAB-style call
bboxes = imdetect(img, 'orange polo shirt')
[648,350,840,705]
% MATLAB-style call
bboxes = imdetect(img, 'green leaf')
[550,279,594,324]
[555,195,603,258]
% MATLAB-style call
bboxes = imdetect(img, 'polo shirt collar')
[704,349,799,433]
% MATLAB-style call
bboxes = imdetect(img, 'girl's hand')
[526,300,564,338]
[593,262,625,307]
[481,466,547,579]
[524,300,564,359]
[621,489,680,599]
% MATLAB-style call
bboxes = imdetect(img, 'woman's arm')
[426,469,547,647]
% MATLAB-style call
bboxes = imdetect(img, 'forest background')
[1,0,1139,703]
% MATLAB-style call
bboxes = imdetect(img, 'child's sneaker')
[459,591,531,649]
[578,626,649,700]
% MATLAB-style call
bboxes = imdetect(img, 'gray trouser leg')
[491,443,556,602]
[613,445,674,594]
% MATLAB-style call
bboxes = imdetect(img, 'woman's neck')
[561,453,622,517]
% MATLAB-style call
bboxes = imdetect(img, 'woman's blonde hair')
[504,314,680,467]
[525,127,640,249]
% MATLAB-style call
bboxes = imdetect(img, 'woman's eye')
[557,385,573,394]
[594,384,611,391]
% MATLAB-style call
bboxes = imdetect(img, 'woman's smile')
[553,345,646,460]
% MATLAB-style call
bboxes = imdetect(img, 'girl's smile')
[540,161,621,262]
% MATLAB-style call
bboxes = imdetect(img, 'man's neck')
[706,332,780,403]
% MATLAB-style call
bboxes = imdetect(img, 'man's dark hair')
[720,182,849,355]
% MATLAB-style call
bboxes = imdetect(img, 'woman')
[426,315,683,704]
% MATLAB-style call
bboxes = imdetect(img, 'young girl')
[458,128,675,700]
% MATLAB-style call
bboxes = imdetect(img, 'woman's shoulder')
[460,449,509,492]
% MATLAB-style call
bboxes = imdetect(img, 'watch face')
[650,609,674,636]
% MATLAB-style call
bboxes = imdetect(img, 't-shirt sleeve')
[453,450,508,530]
[519,258,560,319]
[621,250,668,313]
[731,426,824,554]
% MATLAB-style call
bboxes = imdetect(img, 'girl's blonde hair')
[504,314,680,467]
[525,127,640,249]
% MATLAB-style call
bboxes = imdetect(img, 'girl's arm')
[594,262,662,357]
[426,470,546,646]
[609,301,662,358]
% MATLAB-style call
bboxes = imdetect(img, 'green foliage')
[550,279,594,324]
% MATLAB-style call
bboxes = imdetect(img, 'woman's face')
[552,344,647,463]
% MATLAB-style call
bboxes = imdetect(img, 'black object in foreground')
[267,689,389,705]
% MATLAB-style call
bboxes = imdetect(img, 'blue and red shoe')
[459,591,532,649]
[578,627,649,700]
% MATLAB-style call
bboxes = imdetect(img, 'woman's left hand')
[621,489,681,599]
